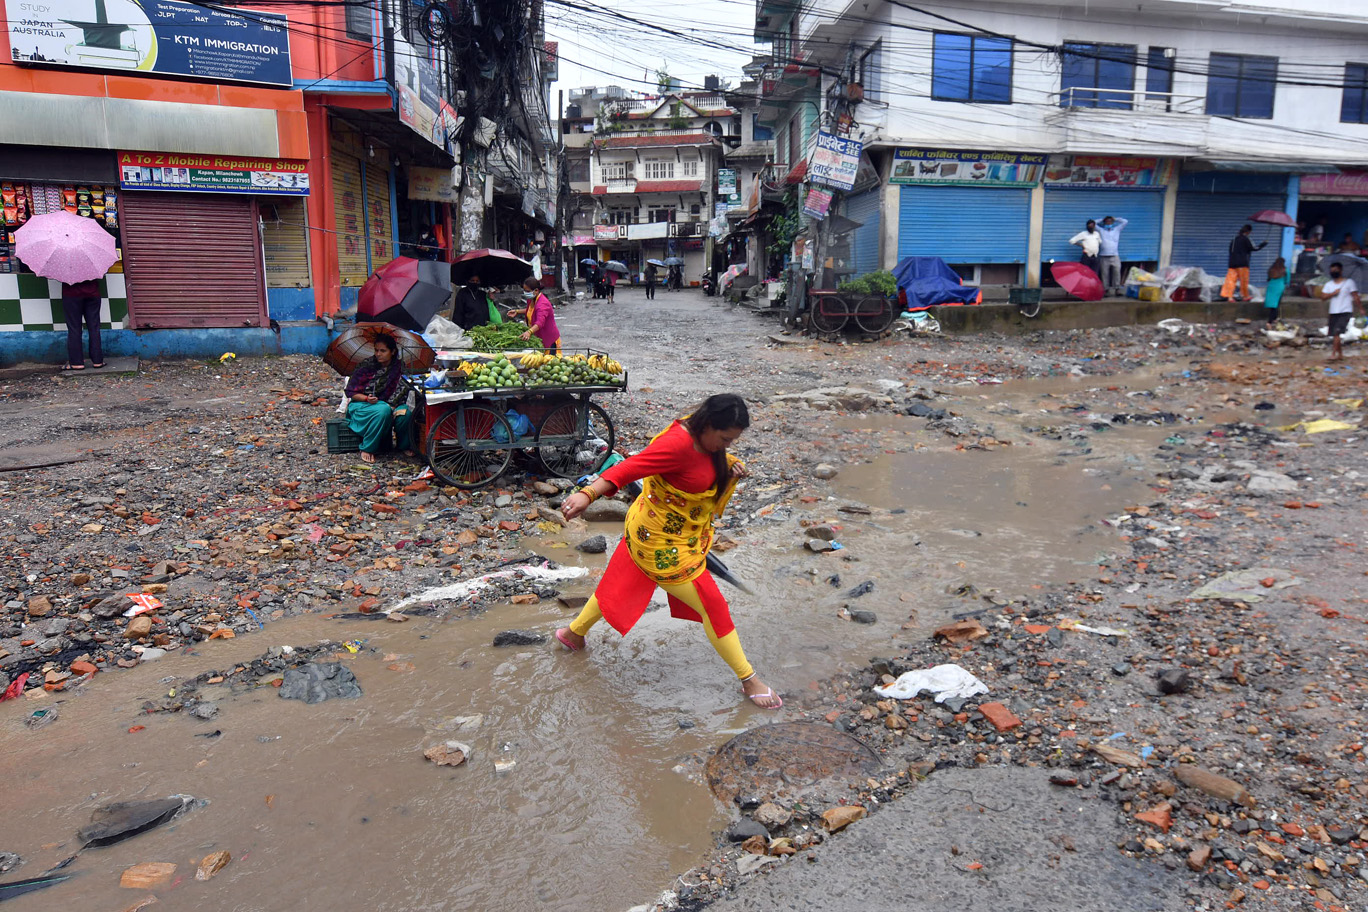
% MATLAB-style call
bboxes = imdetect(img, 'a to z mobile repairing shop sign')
[9,0,292,86]
[119,152,310,195]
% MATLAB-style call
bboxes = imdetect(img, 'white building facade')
[756,0,1368,287]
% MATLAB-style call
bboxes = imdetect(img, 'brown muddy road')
[0,290,1217,911]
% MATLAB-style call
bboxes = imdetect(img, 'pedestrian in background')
[605,267,618,302]
[61,278,103,371]
[1096,215,1128,296]
[1320,261,1361,361]
[451,275,492,331]
[1222,224,1266,302]
[1264,257,1288,328]
[1069,220,1102,277]
[645,262,657,300]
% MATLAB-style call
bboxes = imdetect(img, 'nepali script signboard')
[808,132,863,191]
[891,149,1047,188]
[9,0,292,86]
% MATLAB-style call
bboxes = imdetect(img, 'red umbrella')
[1250,210,1296,228]
[358,257,451,332]
[451,248,534,286]
[1051,262,1105,302]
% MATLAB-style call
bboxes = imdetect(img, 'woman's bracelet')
[577,486,599,504]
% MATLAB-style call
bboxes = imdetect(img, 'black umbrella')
[663,257,685,266]
[1321,253,1368,287]
[452,248,535,286]
[580,258,600,267]
[603,260,630,275]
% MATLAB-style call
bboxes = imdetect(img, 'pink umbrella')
[1051,261,1105,302]
[14,211,118,284]
[1250,209,1296,228]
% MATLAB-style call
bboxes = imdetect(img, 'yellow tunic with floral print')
[622,453,739,587]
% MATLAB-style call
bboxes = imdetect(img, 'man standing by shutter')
[1096,215,1128,296]
[1222,224,1266,302]
[1069,220,1102,277]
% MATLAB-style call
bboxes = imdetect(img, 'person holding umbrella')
[605,265,618,302]
[451,275,493,331]
[1222,224,1266,302]
[554,394,783,710]
[61,278,104,370]
[14,209,118,370]
[645,261,659,300]
[342,332,414,464]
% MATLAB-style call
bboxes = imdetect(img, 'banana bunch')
[518,351,559,368]
[455,360,478,375]
[586,354,624,375]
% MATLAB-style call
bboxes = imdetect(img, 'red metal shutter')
[121,193,266,329]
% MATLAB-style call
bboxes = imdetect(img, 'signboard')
[593,224,625,241]
[802,187,832,219]
[408,166,458,203]
[891,149,1046,187]
[809,132,863,191]
[10,0,292,86]
[118,151,309,195]
[717,167,743,209]
[395,43,459,150]
[1300,170,1368,197]
[1043,156,1173,188]
[565,233,595,246]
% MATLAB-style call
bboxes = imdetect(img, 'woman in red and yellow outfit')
[556,395,781,709]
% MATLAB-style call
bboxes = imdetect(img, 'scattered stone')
[804,525,837,542]
[1092,744,1144,767]
[805,539,836,553]
[125,616,153,640]
[821,805,866,832]
[423,741,470,767]
[576,534,609,554]
[934,619,988,644]
[80,797,193,847]
[582,500,630,522]
[1135,803,1173,832]
[1173,765,1254,806]
[26,596,52,617]
[532,481,560,496]
[812,464,839,480]
[1187,845,1212,871]
[848,609,877,624]
[735,854,779,876]
[725,818,769,842]
[492,630,548,647]
[753,803,792,830]
[195,851,230,881]
[119,862,177,889]
[1157,669,1192,695]
[278,663,361,704]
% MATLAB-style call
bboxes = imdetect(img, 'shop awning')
[783,159,808,184]
[633,180,704,193]
[1203,160,1340,174]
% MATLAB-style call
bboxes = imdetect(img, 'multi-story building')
[754,0,1368,290]
[0,0,552,363]
[564,83,740,285]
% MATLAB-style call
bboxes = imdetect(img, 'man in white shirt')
[1096,215,1128,296]
[1069,220,1102,280]
[1320,261,1363,361]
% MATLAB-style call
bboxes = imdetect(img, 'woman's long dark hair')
[684,394,750,494]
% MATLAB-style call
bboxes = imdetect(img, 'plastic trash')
[24,707,57,729]
[873,664,989,703]
[0,874,72,903]
[78,796,195,847]
[122,594,163,617]
[423,314,472,350]
[218,352,236,363]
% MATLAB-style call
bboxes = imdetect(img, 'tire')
[536,401,615,478]
[853,297,895,333]
[426,403,513,489]
[809,295,849,333]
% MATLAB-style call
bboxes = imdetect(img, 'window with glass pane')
[1059,43,1135,108]
[644,161,675,180]
[1342,64,1368,124]
[345,0,373,40]
[1146,47,1174,102]
[932,33,1013,103]
[752,114,774,142]
[1206,53,1277,118]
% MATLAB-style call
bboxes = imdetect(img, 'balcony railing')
[1055,87,1206,114]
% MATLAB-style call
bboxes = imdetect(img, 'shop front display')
[0,174,126,334]
[1296,170,1368,257]
[1040,156,1172,264]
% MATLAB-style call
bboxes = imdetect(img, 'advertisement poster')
[394,39,459,151]
[891,148,1047,187]
[802,187,832,219]
[593,224,624,242]
[1300,170,1368,197]
[809,132,863,191]
[408,166,458,203]
[9,0,292,86]
[118,151,309,195]
[717,167,743,209]
[1043,156,1174,188]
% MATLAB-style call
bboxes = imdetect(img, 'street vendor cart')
[415,349,626,489]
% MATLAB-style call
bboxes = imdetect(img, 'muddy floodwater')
[1,370,1180,912]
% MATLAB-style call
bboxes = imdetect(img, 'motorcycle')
[701,274,716,296]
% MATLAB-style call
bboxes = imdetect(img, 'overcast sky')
[545,0,762,105]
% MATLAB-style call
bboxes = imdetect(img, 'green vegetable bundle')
[467,322,544,352]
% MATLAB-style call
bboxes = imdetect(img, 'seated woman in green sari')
[344,333,413,464]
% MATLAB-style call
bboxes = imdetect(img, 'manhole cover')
[706,722,883,803]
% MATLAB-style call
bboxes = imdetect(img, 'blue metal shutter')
[845,188,882,275]
[1172,191,1285,277]
[1041,188,1164,261]
[898,185,1030,263]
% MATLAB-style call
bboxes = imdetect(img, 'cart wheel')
[426,404,513,489]
[853,297,895,334]
[810,295,849,333]
[536,401,615,478]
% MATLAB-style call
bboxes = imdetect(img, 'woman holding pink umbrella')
[14,209,118,371]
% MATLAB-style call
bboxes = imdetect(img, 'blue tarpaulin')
[893,257,982,312]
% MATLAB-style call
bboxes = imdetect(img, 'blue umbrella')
[646,258,666,267]
[580,258,599,267]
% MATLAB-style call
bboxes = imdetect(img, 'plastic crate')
[1008,287,1041,306]
[326,417,362,454]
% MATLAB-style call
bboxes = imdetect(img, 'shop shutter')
[1041,188,1164,261]
[1172,191,1285,278]
[898,185,1030,263]
[261,197,310,288]
[332,145,369,285]
[845,188,882,275]
[364,161,395,271]
[121,192,264,329]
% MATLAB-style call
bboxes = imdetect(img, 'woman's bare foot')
[554,628,585,651]
[741,674,783,709]
[360,451,376,464]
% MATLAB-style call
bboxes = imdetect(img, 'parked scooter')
[701,273,716,296]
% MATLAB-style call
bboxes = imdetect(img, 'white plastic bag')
[423,314,471,350]
[873,664,989,703]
